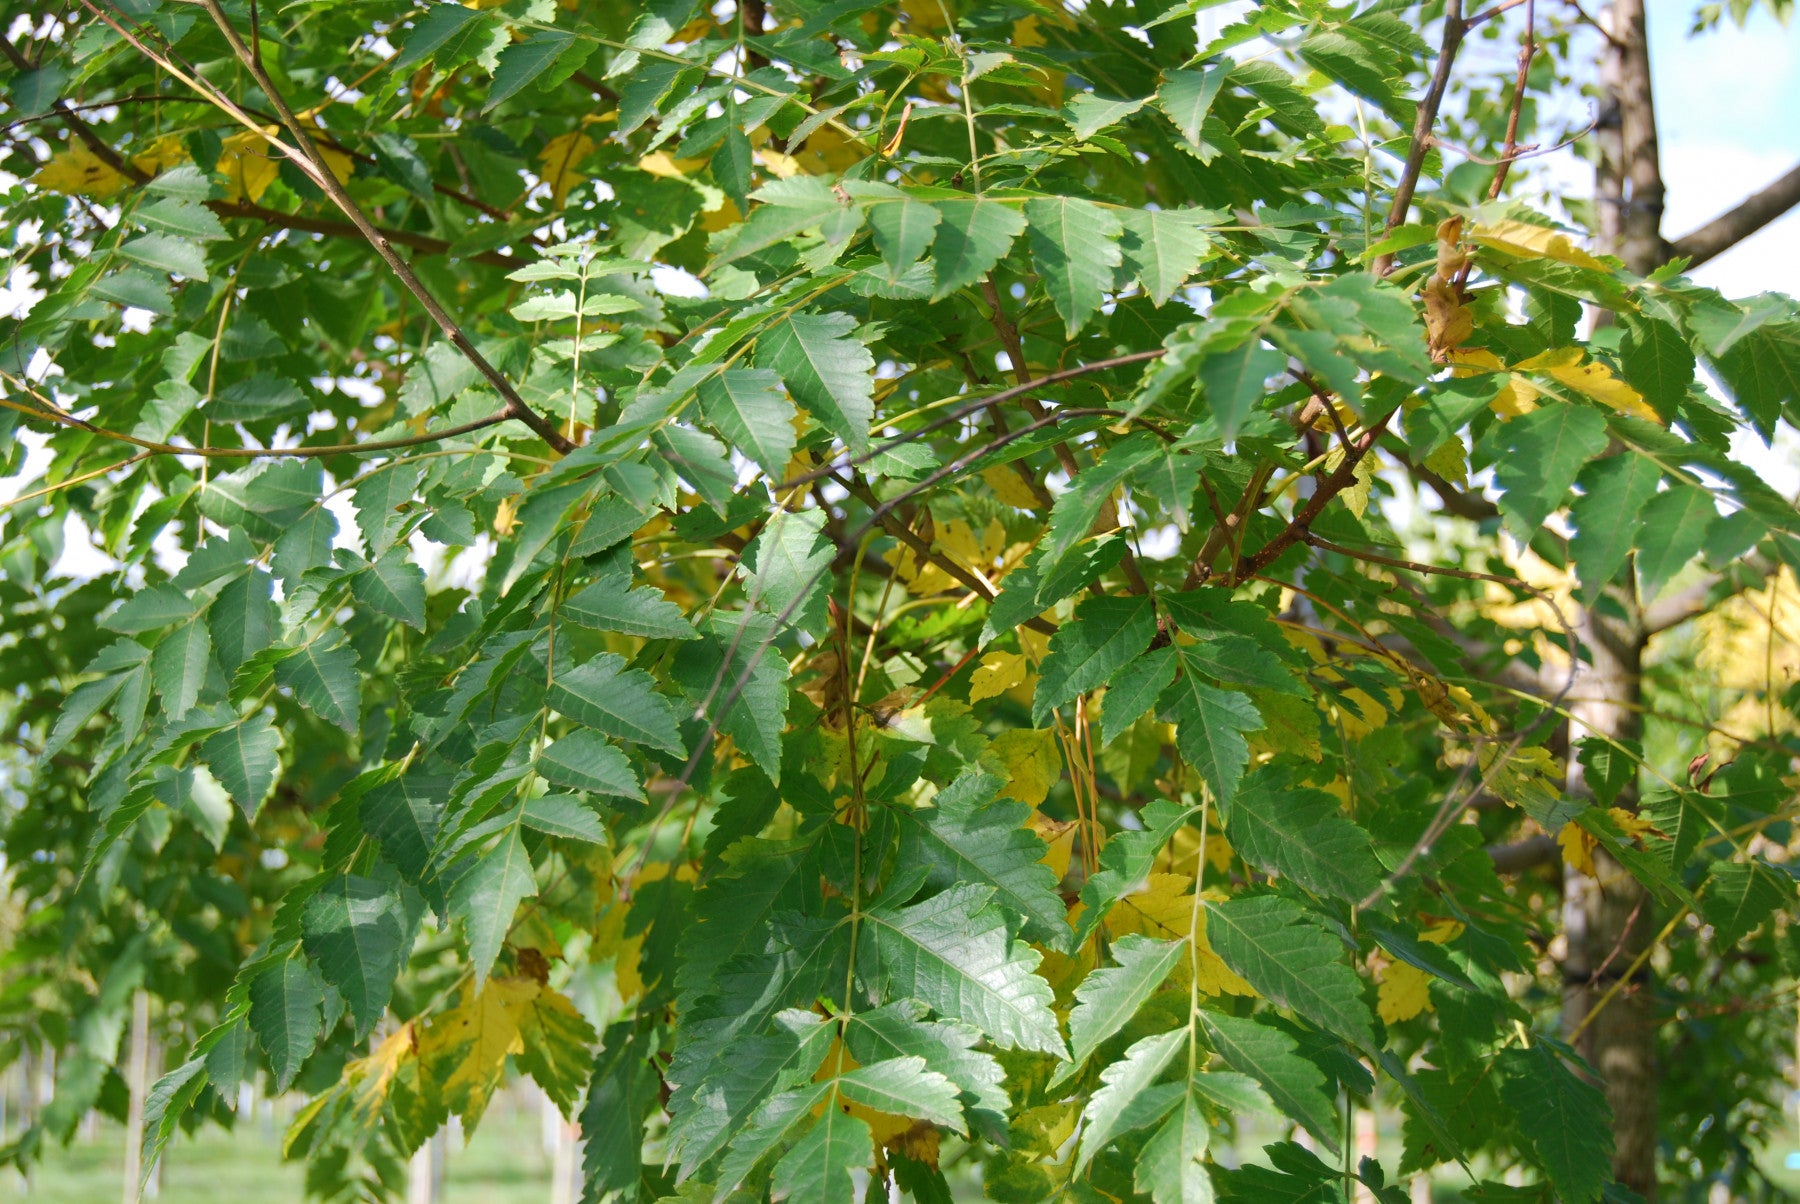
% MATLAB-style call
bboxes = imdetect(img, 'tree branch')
[1489,833,1559,873]
[0,381,512,459]
[1667,163,1800,269]
[831,470,1058,637]
[206,200,525,269]
[79,0,574,454]
[1372,0,1467,276]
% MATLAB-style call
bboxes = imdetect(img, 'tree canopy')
[2,0,1800,1200]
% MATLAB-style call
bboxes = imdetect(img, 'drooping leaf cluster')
[2,1,1799,1201]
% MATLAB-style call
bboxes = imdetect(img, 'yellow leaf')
[1332,686,1388,738]
[1420,919,1464,944]
[1012,14,1047,45]
[1491,375,1541,418]
[985,727,1062,806]
[34,145,129,199]
[219,129,280,203]
[1422,433,1468,487]
[419,977,538,1125]
[1544,356,1659,423]
[1106,873,1255,997]
[639,150,706,179]
[348,1023,415,1124]
[129,135,190,179]
[1470,219,1607,271]
[1445,347,1507,375]
[813,1039,914,1145]
[1027,810,1077,881]
[983,464,1043,510]
[1376,960,1434,1024]
[970,650,1029,703]
[756,146,801,178]
[538,132,594,207]
[1609,806,1660,842]
[1559,822,1596,877]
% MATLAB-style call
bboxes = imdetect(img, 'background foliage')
[2,0,1800,1200]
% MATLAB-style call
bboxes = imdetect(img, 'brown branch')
[205,200,525,269]
[0,36,150,185]
[979,275,1150,595]
[1231,414,1394,582]
[1668,163,1800,269]
[1484,0,1536,202]
[1393,447,1500,521]
[773,349,1167,492]
[81,0,573,454]
[1488,833,1559,873]
[831,470,1058,637]
[1372,0,1467,276]
[0,383,512,459]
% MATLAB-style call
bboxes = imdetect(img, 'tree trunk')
[1564,2,1665,1196]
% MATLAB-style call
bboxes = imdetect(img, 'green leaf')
[152,614,212,716]
[209,570,278,671]
[301,875,413,1040]
[1101,645,1178,745]
[353,548,427,629]
[671,618,790,780]
[1065,92,1151,139]
[448,823,538,984]
[1700,859,1794,947]
[393,3,488,72]
[929,197,1026,301]
[105,585,196,633]
[1059,935,1183,1083]
[1042,434,1164,571]
[1224,768,1381,901]
[868,195,942,281]
[1199,340,1286,443]
[1570,455,1662,604]
[1033,594,1157,725]
[1497,1044,1613,1203]
[1077,799,1199,943]
[549,653,686,756]
[1634,484,1716,601]
[698,367,797,478]
[272,508,338,583]
[135,198,228,241]
[1198,1011,1339,1152]
[1619,315,1695,419]
[484,29,590,112]
[844,1000,1009,1127]
[247,958,323,1092]
[275,637,362,733]
[1712,320,1800,438]
[1120,208,1214,306]
[1136,1092,1214,1204]
[1025,196,1124,337]
[860,883,1064,1055]
[771,1110,872,1204]
[1158,66,1228,144]
[837,1057,967,1133]
[536,730,645,801]
[895,771,1072,952]
[744,506,832,629]
[562,576,696,640]
[521,793,609,843]
[1205,895,1377,1052]
[1490,404,1610,540]
[581,1023,657,1198]
[118,233,209,281]
[1161,660,1262,807]
[201,712,281,818]
[361,775,443,883]
[1076,1029,1184,1173]
[756,312,875,450]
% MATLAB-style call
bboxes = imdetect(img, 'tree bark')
[1565,3,1663,1196]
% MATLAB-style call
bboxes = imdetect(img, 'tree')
[1,0,1798,1199]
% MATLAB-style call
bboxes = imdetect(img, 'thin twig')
[1372,0,1467,276]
